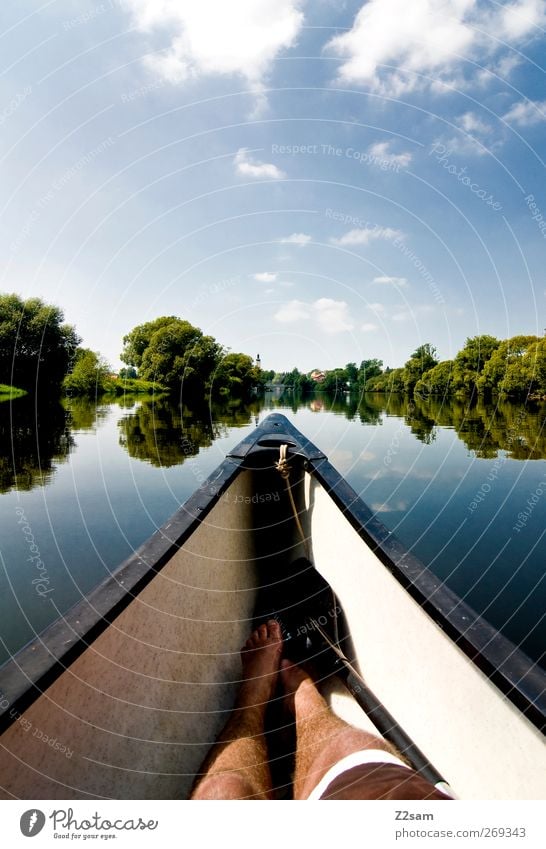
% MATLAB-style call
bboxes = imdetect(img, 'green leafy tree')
[358,359,383,387]
[211,353,262,397]
[452,335,500,395]
[118,366,137,379]
[120,316,179,371]
[63,348,110,397]
[479,336,545,398]
[345,362,359,387]
[366,367,405,393]
[415,360,455,397]
[284,368,315,393]
[0,293,80,391]
[121,317,223,394]
[319,368,350,395]
[402,344,438,393]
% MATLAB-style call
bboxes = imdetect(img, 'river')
[0,391,544,668]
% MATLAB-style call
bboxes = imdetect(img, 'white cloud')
[368,141,412,167]
[125,0,304,86]
[503,99,546,126]
[456,111,492,136]
[368,302,385,314]
[362,322,378,332]
[279,232,312,247]
[274,298,354,333]
[373,276,408,287]
[494,0,546,39]
[332,226,403,246]
[313,298,354,333]
[326,0,545,95]
[434,111,500,156]
[253,271,277,283]
[234,148,286,179]
[274,300,310,323]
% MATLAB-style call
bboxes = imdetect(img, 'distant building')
[310,369,326,382]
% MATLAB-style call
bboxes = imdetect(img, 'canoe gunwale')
[0,412,544,740]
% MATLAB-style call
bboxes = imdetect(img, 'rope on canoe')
[276,444,310,560]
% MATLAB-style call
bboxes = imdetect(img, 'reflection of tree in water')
[0,397,73,493]
[212,397,264,429]
[357,393,436,442]
[371,393,546,459]
[118,397,265,467]
[64,397,111,431]
[118,399,208,467]
[417,395,546,458]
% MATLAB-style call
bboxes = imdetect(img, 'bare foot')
[280,658,316,715]
[237,620,283,711]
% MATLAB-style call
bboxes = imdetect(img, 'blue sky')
[1,0,545,372]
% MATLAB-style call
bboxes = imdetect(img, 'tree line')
[364,335,546,400]
[279,335,545,401]
[2,293,544,403]
[0,294,266,400]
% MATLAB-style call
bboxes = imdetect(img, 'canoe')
[0,413,544,800]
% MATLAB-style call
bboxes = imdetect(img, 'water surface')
[0,392,544,668]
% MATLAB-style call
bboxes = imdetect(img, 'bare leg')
[281,660,398,800]
[191,621,283,800]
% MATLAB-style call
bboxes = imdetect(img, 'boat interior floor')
[252,556,354,798]
[244,456,364,798]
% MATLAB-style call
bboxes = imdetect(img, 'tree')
[63,348,110,397]
[320,368,350,395]
[211,353,262,397]
[283,368,315,393]
[0,293,80,391]
[479,335,545,398]
[358,359,383,387]
[345,362,359,386]
[452,335,500,395]
[120,316,179,371]
[366,367,405,393]
[121,317,223,394]
[415,360,455,397]
[118,366,137,380]
[402,344,438,393]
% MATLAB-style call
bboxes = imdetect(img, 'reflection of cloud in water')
[328,449,354,473]
[362,469,387,480]
[371,501,409,513]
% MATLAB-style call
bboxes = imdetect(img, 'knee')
[191,772,255,800]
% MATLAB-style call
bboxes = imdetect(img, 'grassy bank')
[0,383,27,402]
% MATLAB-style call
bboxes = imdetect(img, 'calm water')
[0,392,545,668]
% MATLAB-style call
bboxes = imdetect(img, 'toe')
[243,634,256,651]
[267,619,281,640]
[257,623,268,641]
